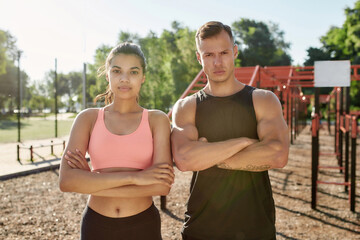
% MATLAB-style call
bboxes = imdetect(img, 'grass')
[0,117,74,143]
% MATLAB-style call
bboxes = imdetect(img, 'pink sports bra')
[88,108,153,171]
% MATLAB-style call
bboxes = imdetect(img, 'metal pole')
[344,87,350,192]
[339,88,344,172]
[82,63,87,109]
[350,116,357,212]
[334,88,337,151]
[290,88,294,144]
[335,88,339,155]
[17,51,21,142]
[311,88,320,209]
[54,58,58,138]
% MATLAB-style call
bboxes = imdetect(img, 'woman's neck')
[108,98,142,114]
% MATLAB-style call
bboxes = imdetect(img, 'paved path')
[0,136,69,180]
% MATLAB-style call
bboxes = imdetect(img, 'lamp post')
[54,58,58,138]
[17,50,22,142]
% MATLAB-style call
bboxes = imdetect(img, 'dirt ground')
[0,125,359,240]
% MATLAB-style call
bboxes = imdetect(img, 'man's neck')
[204,78,245,97]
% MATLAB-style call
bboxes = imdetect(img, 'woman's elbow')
[155,185,171,196]
[59,177,71,192]
[59,173,77,193]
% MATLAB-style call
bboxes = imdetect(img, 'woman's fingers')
[66,150,90,170]
[74,149,90,170]
[156,169,175,184]
[65,154,82,169]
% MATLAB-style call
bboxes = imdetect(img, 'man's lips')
[213,70,225,74]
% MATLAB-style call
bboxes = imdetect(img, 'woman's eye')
[112,69,120,73]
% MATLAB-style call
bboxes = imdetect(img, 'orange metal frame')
[168,65,360,123]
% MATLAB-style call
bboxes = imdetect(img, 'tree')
[303,47,331,66]
[304,0,360,107]
[232,19,292,67]
[0,29,22,110]
[87,44,112,106]
[0,30,18,75]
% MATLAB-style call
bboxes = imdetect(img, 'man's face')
[196,30,238,83]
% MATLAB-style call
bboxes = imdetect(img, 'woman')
[59,42,174,240]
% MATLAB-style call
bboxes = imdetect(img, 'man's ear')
[196,51,202,65]
[141,75,145,84]
[233,44,239,59]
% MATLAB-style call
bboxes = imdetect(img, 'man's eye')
[131,71,139,75]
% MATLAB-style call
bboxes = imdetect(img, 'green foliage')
[303,47,331,66]
[0,19,291,113]
[0,31,7,75]
[0,30,18,75]
[87,23,200,112]
[304,0,360,107]
[232,19,292,66]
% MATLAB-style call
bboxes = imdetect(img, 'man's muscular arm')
[217,90,289,171]
[171,95,255,172]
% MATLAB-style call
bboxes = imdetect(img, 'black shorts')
[80,203,162,240]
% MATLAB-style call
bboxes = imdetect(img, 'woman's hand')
[65,149,91,171]
[135,163,175,187]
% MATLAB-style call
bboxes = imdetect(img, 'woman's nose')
[120,73,130,82]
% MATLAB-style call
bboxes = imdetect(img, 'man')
[171,21,289,240]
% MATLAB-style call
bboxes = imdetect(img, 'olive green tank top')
[183,85,276,240]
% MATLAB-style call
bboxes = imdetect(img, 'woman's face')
[107,54,145,100]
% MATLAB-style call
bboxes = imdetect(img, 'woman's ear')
[106,73,109,82]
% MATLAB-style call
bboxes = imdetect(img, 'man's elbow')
[274,153,288,168]
[173,153,191,172]
[172,144,194,172]
[272,142,289,169]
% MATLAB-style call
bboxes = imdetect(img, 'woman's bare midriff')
[87,167,153,218]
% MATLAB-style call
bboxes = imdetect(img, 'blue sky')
[0,0,357,82]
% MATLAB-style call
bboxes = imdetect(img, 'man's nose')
[214,55,222,66]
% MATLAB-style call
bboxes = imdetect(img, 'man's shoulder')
[174,94,197,111]
[252,89,282,118]
[172,94,198,124]
[252,88,279,104]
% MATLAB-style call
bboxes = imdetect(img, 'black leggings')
[80,203,162,240]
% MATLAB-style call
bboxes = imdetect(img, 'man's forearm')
[174,137,254,172]
[217,139,288,171]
